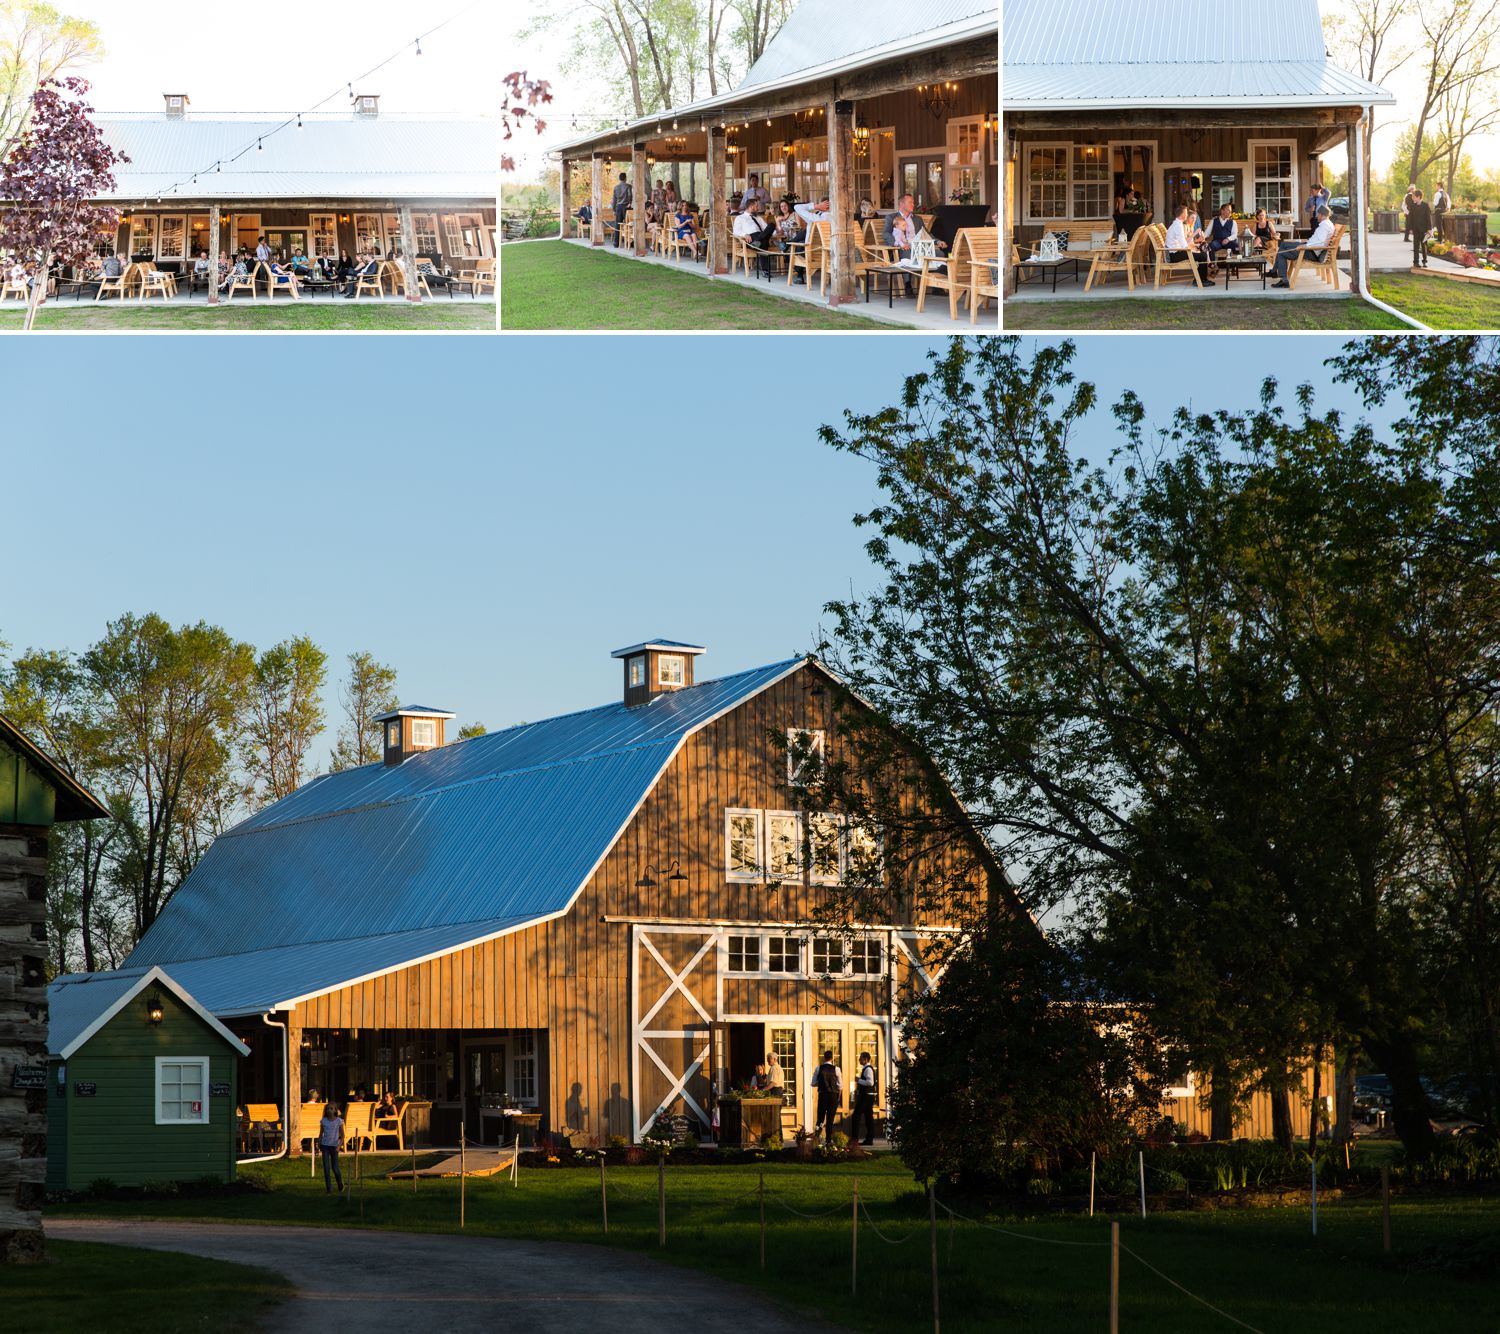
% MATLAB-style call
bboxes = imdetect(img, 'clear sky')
[2,333,1389,772]
[65,0,495,119]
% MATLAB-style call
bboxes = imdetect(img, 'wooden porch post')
[399,204,421,303]
[1345,120,1364,290]
[708,126,728,274]
[286,1013,302,1154]
[1002,133,1016,297]
[827,98,857,305]
[632,143,648,256]
[590,156,605,246]
[558,160,568,238]
[207,206,221,305]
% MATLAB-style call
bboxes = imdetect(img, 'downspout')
[238,1010,290,1165]
[1350,110,1427,331]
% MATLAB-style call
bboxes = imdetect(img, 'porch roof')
[95,113,496,202]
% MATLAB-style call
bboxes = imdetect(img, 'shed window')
[155,1056,210,1125]
[628,655,646,688]
[411,719,437,748]
[658,654,685,686]
[387,722,400,748]
[726,935,761,972]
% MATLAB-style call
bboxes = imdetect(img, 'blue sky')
[2,333,1385,767]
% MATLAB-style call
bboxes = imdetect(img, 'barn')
[47,644,992,1154]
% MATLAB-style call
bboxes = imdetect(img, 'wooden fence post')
[600,1152,609,1233]
[460,1134,466,1229]
[514,1134,521,1188]
[1381,1165,1391,1253]
[1109,1221,1120,1334]
[852,1176,859,1296]
[1090,1151,1096,1217]
[928,1183,940,1334]
[1311,1158,1318,1237]
[658,1154,666,1247]
[756,1164,768,1272]
[1138,1151,1146,1219]
[412,1143,416,1193]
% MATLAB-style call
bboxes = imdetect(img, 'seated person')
[289,250,312,276]
[1252,208,1278,247]
[733,199,777,272]
[219,255,250,292]
[192,252,213,282]
[883,193,947,261]
[342,253,381,297]
[101,252,125,278]
[773,199,804,247]
[1163,206,1209,285]
[672,204,697,242]
[1271,206,1335,288]
[795,196,831,230]
[374,1090,398,1119]
[1205,202,1240,270]
[268,260,300,293]
[336,250,355,279]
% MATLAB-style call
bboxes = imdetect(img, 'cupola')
[353,93,381,118]
[372,704,456,766]
[611,640,706,707]
[163,93,190,119]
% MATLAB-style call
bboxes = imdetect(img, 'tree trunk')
[1307,1048,1322,1155]
[1268,1067,1293,1151]
[1364,1032,1437,1157]
[23,247,51,332]
[1209,1066,1235,1141]
[1333,1050,1357,1145]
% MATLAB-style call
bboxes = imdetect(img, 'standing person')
[254,235,272,267]
[318,1103,346,1195]
[611,171,633,247]
[1432,181,1451,241]
[809,1049,842,1143]
[1402,183,1418,241]
[741,172,770,214]
[1406,189,1433,268]
[1304,183,1323,233]
[851,1053,877,1147]
[763,1050,786,1095]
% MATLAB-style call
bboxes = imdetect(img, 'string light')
[296,114,303,130]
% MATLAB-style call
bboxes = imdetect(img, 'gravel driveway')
[47,1218,827,1333]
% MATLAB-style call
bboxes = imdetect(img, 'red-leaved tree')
[1,76,127,331]
[502,70,551,173]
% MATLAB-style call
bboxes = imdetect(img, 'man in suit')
[1407,189,1433,268]
[809,1050,842,1144]
[1206,202,1240,267]
[850,1053,877,1147]
[610,172,633,247]
[1271,206,1334,287]
[341,252,380,297]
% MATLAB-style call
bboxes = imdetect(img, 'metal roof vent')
[611,640,706,708]
[372,704,456,766]
[163,93,189,119]
[353,93,381,119]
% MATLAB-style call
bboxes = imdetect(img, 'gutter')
[237,1011,291,1165]
[1348,111,1427,331]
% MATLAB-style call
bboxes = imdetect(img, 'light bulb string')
[147,0,482,202]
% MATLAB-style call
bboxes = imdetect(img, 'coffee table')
[1216,254,1269,291]
[863,263,920,308]
[1016,255,1084,292]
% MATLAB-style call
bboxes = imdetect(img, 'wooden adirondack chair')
[1145,223,1203,288]
[297,1103,325,1153]
[1085,227,1149,292]
[352,264,384,299]
[917,226,1000,319]
[342,1102,375,1151]
[244,1102,284,1153]
[789,220,829,290]
[1287,224,1346,290]
[460,257,495,292]
[370,1102,406,1151]
[223,267,257,301]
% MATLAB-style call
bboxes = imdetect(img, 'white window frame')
[154,1056,210,1125]
[766,935,803,974]
[411,718,437,748]
[725,808,764,882]
[354,212,384,256]
[725,934,762,972]
[412,211,440,259]
[309,212,339,260]
[765,810,804,881]
[1248,139,1299,226]
[628,654,646,688]
[806,812,843,885]
[156,214,187,260]
[843,822,883,885]
[848,936,883,976]
[786,728,825,787]
[658,654,685,687]
[510,1032,538,1106]
[386,722,401,749]
[811,936,845,977]
[232,213,261,255]
[129,214,158,258]
[443,212,492,260]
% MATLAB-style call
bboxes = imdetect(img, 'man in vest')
[851,1051,877,1146]
[1432,181,1451,241]
[610,172,633,247]
[810,1049,842,1143]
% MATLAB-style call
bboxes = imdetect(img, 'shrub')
[608,1135,629,1151]
[765,1135,784,1151]
[831,1131,849,1150]
[86,1178,118,1198]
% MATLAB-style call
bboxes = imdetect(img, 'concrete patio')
[557,235,995,331]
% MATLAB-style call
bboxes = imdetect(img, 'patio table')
[862,262,920,308]
[1015,255,1084,292]
[1214,254,1269,291]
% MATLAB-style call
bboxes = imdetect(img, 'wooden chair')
[224,267,257,301]
[1084,227,1149,292]
[342,1102,375,1151]
[917,226,1000,319]
[384,262,431,300]
[1287,224,1346,291]
[138,265,176,300]
[244,1102,284,1154]
[94,267,130,301]
[297,1102,324,1153]
[460,257,495,292]
[971,252,1000,324]
[789,220,829,291]
[665,224,697,263]
[352,264,384,299]
[1145,223,1203,288]
[370,1102,406,1151]
[0,273,28,302]
[730,231,755,276]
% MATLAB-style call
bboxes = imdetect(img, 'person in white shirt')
[851,1052,877,1146]
[795,196,831,230]
[254,237,272,266]
[1163,206,1208,285]
[810,1049,843,1143]
[1432,181,1450,237]
[740,173,770,214]
[763,1052,785,1094]
[1271,206,1334,286]
[732,200,776,274]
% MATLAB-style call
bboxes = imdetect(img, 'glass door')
[900,156,945,211]
[264,230,308,262]
[463,1042,507,1144]
[816,1026,847,1114]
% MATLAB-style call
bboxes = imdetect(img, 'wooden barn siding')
[738,78,993,160]
[1163,1057,1336,1140]
[53,988,238,1190]
[292,663,980,1141]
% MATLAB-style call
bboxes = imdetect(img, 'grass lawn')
[0,301,495,331]
[0,1238,290,1333]
[501,240,902,330]
[1370,271,1500,331]
[48,1154,1499,1333]
[1003,294,1408,331]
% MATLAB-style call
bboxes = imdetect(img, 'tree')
[0,76,125,331]
[81,614,253,940]
[328,651,398,772]
[241,636,327,807]
[0,1,103,147]
[502,70,552,173]
[1402,1,1500,197]
[456,721,487,740]
[1323,0,1412,201]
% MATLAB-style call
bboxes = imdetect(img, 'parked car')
[1327,196,1351,222]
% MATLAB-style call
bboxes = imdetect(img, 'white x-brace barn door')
[630,924,718,1141]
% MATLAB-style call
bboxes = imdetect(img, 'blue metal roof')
[117,657,804,1009]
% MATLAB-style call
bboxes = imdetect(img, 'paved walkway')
[47,1218,829,1333]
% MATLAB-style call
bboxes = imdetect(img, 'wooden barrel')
[1443,213,1488,246]
[1373,209,1400,234]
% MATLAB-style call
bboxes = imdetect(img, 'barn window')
[387,722,400,748]
[658,654,685,686]
[511,1033,537,1103]
[766,812,803,880]
[155,1056,210,1125]
[848,938,883,975]
[806,813,842,884]
[628,655,646,688]
[844,822,882,884]
[811,937,844,976]
[411,719,437,748]
[786,728,825,786]
[727,935,761,972]
[766,936,802,973]
[725,809,763,881]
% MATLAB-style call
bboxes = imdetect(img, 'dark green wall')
[0,740,56,827]
[49,987,240,1190]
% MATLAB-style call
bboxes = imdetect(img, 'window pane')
[767,814,801,878]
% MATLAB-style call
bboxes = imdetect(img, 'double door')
[462,1041,507,1144]
[900,156,945,211]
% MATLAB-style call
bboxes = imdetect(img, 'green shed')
[46,967,249,1192]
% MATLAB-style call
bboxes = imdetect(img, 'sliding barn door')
[630,924,718,1141]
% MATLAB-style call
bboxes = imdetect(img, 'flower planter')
[1443,214,1489,246]
[719,1097,782,1147]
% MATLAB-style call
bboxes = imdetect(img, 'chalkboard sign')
[210,1081,231,1097]
[11,1066,47,1090]
[74,1081,97,1097]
